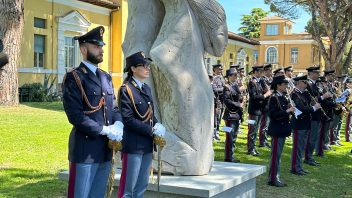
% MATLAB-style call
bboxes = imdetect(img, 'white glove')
[100,122,124,141]
[153,123,166,138]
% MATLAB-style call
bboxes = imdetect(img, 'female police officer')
[267,75,295,187]
[117,51,166,198]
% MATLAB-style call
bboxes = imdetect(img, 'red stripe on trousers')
[259,114,266,144]
[330,128,334,145]
[225,121,231,160]
[305,130,311,161]
[318,123,325,155]
[291,130,298,172]
[270,137,279,182]
[247,114,253,150]
[67,163,76,198]
[118,153,128,198]
[346,113,351,142]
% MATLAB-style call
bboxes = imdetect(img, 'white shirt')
[82,60,97,75]
[132,76,144,89]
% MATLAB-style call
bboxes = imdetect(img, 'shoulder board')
[98,68,109,75]
[131,80,138,88]
[79,67,88,74]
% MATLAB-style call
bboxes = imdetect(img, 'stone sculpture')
[122,0,227,175]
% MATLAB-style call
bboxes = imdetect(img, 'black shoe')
[290,170,305,176]
[265,142,272,148]
[268,181,287,187]
[316,154,325,158]
[301,169,310,174]
[304,160,319,166]
[323,145,330,150]
[224,159,240,163]
[247,150,259,156]
[214,134,220,141]
[312,159,321,165]
[254,149,261,155]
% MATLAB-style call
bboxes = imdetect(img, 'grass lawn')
[0,102,351,197]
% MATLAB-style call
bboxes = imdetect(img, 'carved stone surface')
[122,0,227,175]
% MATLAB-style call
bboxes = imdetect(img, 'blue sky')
[218,0,311,34]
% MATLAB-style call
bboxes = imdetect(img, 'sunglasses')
[136,64,151,69]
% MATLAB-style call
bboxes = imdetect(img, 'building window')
[229,53,234,59]
[236,49,247,67]
[266,24,279,36]
[229,62,233,65]
[266,47,278,63]
[34,34,45,68]
[217,60,221,64]
[253,50,259,64]
[284,26,289,35]
[64,37,76,72]
[34,17,46,29]
[291,48,298,64]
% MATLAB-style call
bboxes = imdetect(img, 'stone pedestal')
[59,162,266,198]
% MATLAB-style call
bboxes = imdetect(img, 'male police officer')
[258,64,273,148]
[247,66,271,156]
[284,66,295,91]
[62,26,124,198]
[212,64,225,141]
[290,75,321,175]
[305,66,332,166]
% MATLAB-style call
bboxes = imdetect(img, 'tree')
[238,8,269,39]
[265,0,352,75]
[0,0,24,105]
[305,18,327,37]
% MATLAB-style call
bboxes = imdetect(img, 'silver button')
[107,120,110,124]
[93,92,96,95]
[85,136,88,138]
[102,92,105,96]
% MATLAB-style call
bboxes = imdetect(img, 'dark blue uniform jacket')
[62,63,122,163]
[290,89,314,130]
[267,91,291,138]
[118,78,158,154]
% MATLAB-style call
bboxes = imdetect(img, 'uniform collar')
[276,90,283,96]
[308,77,316,84]
[132,76,144,89]
[253,76,261,82]
[82,60,98,75]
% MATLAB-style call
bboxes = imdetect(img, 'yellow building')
[205,31,260,74]
[19,0,128,92]
[256,16,326,73]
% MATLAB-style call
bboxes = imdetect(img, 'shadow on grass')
[22,102,64,112]
[0,168,66,197]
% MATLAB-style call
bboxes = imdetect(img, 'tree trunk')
[0,0,24,105]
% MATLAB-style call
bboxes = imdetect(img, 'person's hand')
[314,103,322,109]
[286,106,295,113]
[322,92,332,99]
[264,90,272,98]
[153,123,166,138]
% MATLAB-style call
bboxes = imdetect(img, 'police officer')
[212,64,225,141]
[62,26,124,198]
[223,68,244,163]
[305,66,332,166]
[267,75,294,187]
[284,66,295,91]
[258,64,273,148]
[290,75,321,175]
[273,68,285,77]
[247,66,271,156]
[316,70,335,156]
[117,51,166,198]
[345,78,352,142]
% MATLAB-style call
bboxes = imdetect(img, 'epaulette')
[79,67,88,74]
[97,68,109,75]
[131,80,138,88]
